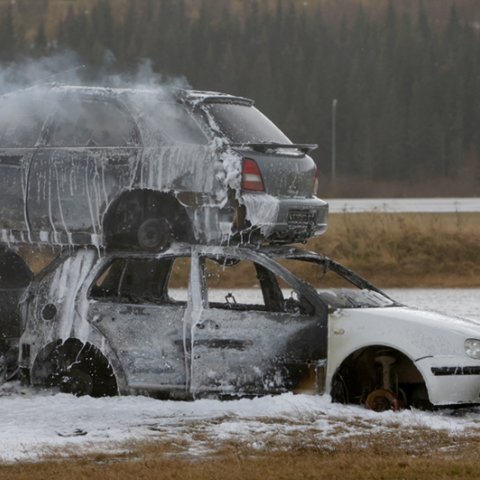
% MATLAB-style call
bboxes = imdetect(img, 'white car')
[18,245,480,410]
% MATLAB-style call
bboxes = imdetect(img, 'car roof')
[0,84,255,107]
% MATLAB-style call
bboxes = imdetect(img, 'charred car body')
[18,244,480,409]
[0,85,327,252]
[0,248,32,383]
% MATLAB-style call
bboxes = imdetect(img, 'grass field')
[2,430,480,479]
[308,212,480,287]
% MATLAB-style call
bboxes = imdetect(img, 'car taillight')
[313,165,319,195]
[242,158,265,192]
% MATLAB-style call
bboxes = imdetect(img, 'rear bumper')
[241,193,328,242]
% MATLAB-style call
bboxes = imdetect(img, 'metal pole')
[332,98,337,183]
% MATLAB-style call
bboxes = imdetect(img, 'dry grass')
[308,212,480,287]
[2,431,480,480]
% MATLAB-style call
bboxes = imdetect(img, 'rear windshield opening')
[204,103,291,144]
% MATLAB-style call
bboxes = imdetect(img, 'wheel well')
[331,345,430,408]
[103,189,194,244]
[31,338,118,397]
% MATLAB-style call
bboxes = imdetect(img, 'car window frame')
[45,95,141,148]
[198,249,325,318]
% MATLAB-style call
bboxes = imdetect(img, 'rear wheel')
[34,340,118,397]
[60,366,93,397]
[137,217,172,252]
[104,191,193,252]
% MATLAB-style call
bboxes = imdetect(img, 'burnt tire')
[60,367,93,397]
[331,372,349,404]
[137,217,172,252]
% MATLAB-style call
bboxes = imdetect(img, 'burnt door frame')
[188,249,328,397]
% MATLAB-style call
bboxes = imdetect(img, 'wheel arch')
[329,343,430,407]
[30,337,127,396]
[102,189,194,247]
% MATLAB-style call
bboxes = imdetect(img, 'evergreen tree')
[0,5,16,62]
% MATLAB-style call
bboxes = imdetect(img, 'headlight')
[465,339,480,359]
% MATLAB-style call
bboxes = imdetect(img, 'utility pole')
[332,98,337,183]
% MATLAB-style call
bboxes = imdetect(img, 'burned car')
[18,244,480,410]
[0,85,327,251]
[0,248,32,383]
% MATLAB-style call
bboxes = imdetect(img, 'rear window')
[50,99,137,147]
[204,103,291,144]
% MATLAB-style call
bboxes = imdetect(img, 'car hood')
[338,305,480,337]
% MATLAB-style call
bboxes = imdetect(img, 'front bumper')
[417,356,480,405]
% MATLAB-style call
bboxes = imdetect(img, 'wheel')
[137,217,172,252]
[331,372,349,404]
[365,388,405,412]
[60,367,93,396]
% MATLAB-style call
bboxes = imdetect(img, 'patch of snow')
[0,385,479,463]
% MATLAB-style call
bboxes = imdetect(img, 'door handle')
[0,155,23,166]
[196,320,220,330]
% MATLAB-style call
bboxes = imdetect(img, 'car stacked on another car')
[5,85,479,412]
[0,85,327,252]
[0,84,330,397]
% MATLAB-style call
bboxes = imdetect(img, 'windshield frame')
[267,248,400,310]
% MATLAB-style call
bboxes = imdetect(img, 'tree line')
[1,0,480,195]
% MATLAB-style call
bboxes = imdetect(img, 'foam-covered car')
[0,85,327,251]
[18,245,480,409]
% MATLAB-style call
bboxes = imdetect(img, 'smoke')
[0,51,84,94]
[0,50,190,94]
[0,49,195,149]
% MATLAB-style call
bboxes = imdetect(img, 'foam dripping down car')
[0,85,327,251]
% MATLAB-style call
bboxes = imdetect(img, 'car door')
[86,255,188,393]
[27,96,140,244]
[0,94,48,235]
[189,251,328,396]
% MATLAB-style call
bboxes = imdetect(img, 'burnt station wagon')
[18,244,480,410]
[0,85,328,251]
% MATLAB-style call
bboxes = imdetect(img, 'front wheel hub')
[365,388,404,412]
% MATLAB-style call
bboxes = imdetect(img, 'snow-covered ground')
[1,289,479,463]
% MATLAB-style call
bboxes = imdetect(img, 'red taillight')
[242,158,265,191]
[313,165,319,195]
